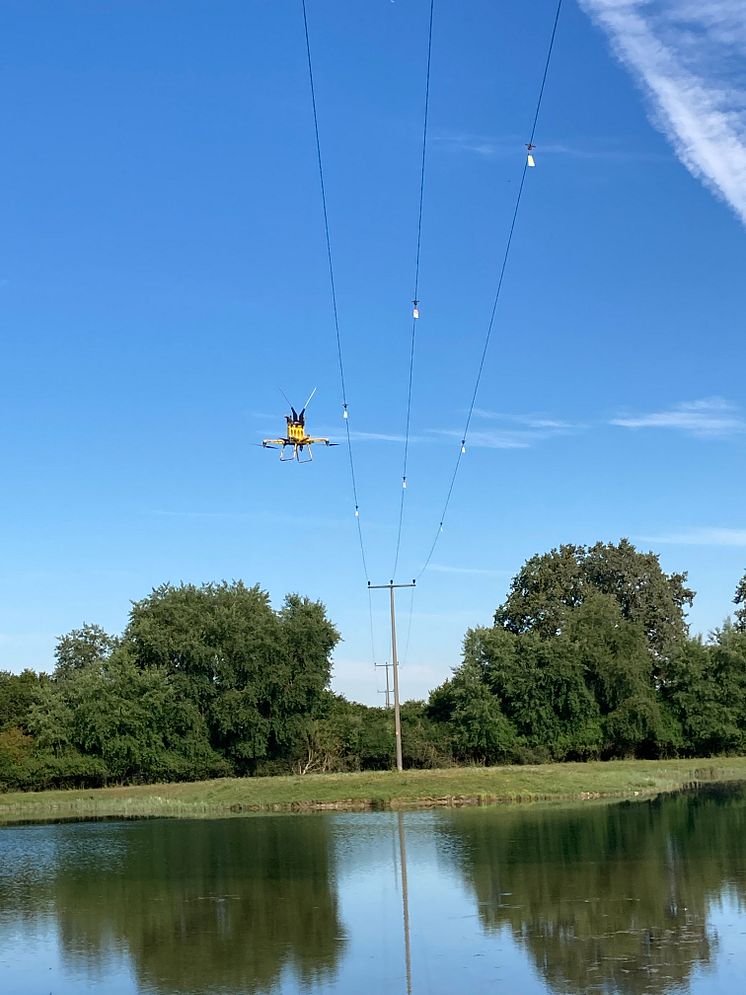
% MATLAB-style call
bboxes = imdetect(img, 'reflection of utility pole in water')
[397,812,413,995]
[375,661,392,709]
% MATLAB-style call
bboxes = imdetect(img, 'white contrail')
[580,0,746,226]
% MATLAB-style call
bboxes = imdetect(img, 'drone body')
[262,388,337,463]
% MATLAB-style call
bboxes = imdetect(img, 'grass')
[2,757,746,824]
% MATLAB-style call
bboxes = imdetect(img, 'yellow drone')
[262,388,337,463]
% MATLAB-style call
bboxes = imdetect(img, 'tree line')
[1,541,745,791]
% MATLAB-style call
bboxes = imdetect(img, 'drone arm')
[305,437,337,446]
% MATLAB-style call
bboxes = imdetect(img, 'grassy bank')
[2,757,746,824]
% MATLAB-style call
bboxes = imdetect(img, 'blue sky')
[1,0,744,704]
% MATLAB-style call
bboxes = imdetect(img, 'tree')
[447,660,517,764]
[460,620,603,761]
[0,727,35,789]
[494,539,694,659]
[0,669,44,731]
[735,571,746,631]
[435,592,684,763]
[122,582,339,772]
[400,700,453,769]
[29,650,229,784]
[273,594,341,758]
[54,623,116,678]
[564,594,681,757]
[663,631,745,757]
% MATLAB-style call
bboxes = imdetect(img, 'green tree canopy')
[664,623,746,756]
[442,659,518,764]
[432,593,682,762]
[29,651,228,784]
[54,623,117,678]
[0,669,44,731]
[121,582,339,772]
[494,539,694,659]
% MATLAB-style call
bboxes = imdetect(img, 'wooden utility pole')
[375,661,392,708]
[368,580,415,772]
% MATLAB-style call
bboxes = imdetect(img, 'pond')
[2,783,746,994]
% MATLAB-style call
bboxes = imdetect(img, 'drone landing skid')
[279,443,313,463]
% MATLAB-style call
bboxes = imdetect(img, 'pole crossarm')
[368,581,416,771]
[368,582,417,590]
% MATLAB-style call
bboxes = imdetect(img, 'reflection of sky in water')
[688,892,746,995]
[1,786,746,994]
[329,811,546,993]
[0,928,137,995]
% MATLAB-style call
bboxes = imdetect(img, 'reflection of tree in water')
[2,816,344,993]
[437,784,746,995]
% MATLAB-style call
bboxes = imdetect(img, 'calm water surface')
[2,783,746,994]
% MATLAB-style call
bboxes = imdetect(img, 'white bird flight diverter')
[527,143,536,167]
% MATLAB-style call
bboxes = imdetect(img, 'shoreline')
[2,757,745,825]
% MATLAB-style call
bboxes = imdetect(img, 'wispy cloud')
[579,0,746,226]
[472,410,584,431]
[611,398,746,438]
[636,526,746,547]
[348,430,417,444]
[430,410,584,450]
[276,412,580,450]
[431,429,532,450]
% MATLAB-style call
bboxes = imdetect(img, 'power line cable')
[418,0,564,579]
[392,0,436,580]
[400,585,417,668]
[301,0,376,657]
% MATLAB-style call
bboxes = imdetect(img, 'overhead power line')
[300,0,376,657]
[418,0,564,579]
[392,0,437,581]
